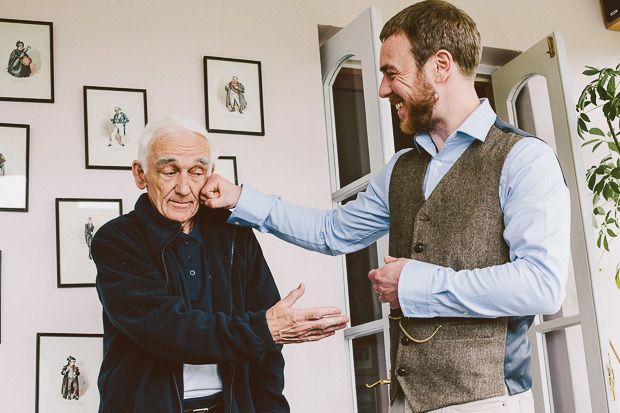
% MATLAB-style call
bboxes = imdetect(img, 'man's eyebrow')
[195,157,210,166]
[380,64,396,73]
[155,156,176,167]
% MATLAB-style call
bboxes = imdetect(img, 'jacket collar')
[133,193,233,255]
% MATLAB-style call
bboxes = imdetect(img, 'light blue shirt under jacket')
[228,99,570,393]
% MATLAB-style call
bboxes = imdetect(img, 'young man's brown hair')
[380,0,482,78]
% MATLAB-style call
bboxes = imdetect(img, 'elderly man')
[92,116,348,413]
[202,1,570,412]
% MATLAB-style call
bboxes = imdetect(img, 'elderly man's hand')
[266,283,349,344]
[368,255,409,309]
[201,174,242,209]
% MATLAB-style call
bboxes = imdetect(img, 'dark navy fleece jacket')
[93,194,289,413]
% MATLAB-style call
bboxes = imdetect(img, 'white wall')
[1,0,619,412]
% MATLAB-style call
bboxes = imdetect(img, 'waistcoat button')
[401,336,410,346]
[397,368,408,377]
[414,243,425,253]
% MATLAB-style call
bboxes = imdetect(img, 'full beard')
[400,74,438,135]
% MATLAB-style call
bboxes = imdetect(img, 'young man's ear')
[430,49,453,83]
[132,161,147,189]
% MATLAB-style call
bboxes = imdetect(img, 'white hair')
[137,116,218,173]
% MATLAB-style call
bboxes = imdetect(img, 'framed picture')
[35,333,103,412]
[56,198,122,287]
[83,86,148,170]
[0,18,54,103]
[217,156,238,185]
[204,56,265,136]
[0,123,30,211]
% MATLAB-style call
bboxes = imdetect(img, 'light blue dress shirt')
[229,99,570,320]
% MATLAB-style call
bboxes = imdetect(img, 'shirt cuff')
[228,184,276,228]
[398,260,440,318]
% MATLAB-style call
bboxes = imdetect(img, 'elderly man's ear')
[132,161,147,189]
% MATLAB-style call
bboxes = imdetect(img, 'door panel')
[492,32,616,412]
[320,7,394,412]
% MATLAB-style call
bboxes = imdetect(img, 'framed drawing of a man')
[0,18,54,103]
[35,333,103,412]
[204,56,265,136]
[83,86,148,170]
[55,198,122,287]
[0,123,30,211]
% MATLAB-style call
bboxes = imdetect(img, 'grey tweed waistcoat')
[388,123,524,412]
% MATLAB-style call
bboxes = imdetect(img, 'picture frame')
[83,86,148,170]
[0,18,54,103]
[35,333,103,412]
[217,156,238,185]
[204,56,265,136]
[56,198,122,287]
[0,123,30,211]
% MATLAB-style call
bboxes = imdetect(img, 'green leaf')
[577,118,588,132]
[594,206,606,215]
[610,181,620,194]
[593,141,604,152]
[597,231,602,248]
[608,229,617,237]
[604,235,610,251]
[594,178,606,194]
[582,139,598,147]
[609,141,620,154]
[593,214,599,228]
[603,101,612,119]
[590,127,605,136]
[603,184,612,200]
[588,173,598,190]
[580,113,591,123]
[599,85,610,100]
[608,76,617,96]
[583,68,599,76]
[615,271,620,289]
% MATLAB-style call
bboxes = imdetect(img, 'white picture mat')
[216,157,237,185]
[206,59,263,133]
[37,335,102,413]
[57,201,120,285]
[0,21,52,100]
[0,126,28,209]
[85,88,146,168]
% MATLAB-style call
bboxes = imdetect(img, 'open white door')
[492,32,616,413]
[320,6,395,413]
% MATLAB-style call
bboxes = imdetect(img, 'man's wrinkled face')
[133,133,212,233]
[379,33,438,135]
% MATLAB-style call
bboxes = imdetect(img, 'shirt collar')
[184,216,204,245]
[413,98,497,153]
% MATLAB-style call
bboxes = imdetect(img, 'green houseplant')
[576,64,620,288]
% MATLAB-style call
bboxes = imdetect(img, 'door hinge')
[546,36,556,58]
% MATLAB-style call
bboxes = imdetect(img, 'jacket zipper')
[228,228,236,413]
[161,237,184,412]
